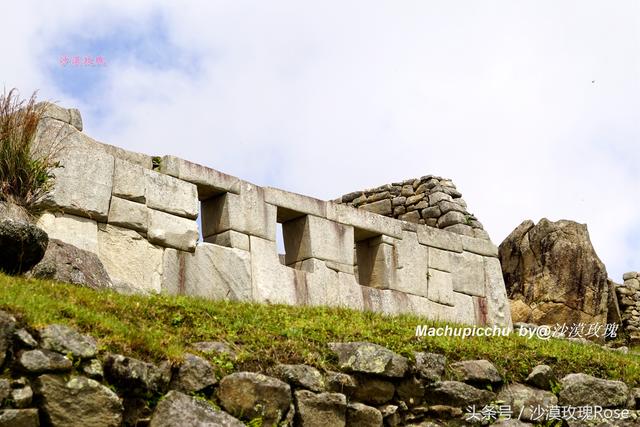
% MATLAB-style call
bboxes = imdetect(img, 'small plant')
[152,156,162,170]
[0,88,61,208]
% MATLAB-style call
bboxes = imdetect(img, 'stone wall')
[617,272,640,345]
[335,176,489,240]
[32,104,512,328]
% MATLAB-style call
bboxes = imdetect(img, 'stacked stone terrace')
[335,176,488,240]
[617,272,640,345]
[32,104,512,328]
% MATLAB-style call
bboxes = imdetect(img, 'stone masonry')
[335,176,488,240]
[32,104,512,328]
[617,272,640,345]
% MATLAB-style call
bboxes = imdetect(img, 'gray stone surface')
[217,372,292,425]
[282,215,354,266]
[559,373,629,408]
[147,209,199,252]
[0,219,48,275]
[417,226,463,252]
[14,329,37,348]
[18,350,72,373]
[11,386,33,408]
[160,155,241,198]
[264,187,327,219]
[150,391,244,427]
[144,169,199,219]
[36,212,98,253]
[525,364,555,390]
[35,374,123,427]
[328,342,408,378]
[414,352,446,383]
[496,383,558,422]
[170,353,217,394]
[112,158,146,203]
[347,402,383,427]
[295,390,346,427]
[423,381,495,407]
[450,251,486,297]
[103,354,171,396]
[0,311,16,367]
[107,197,148,233]
[272,364,325,392]
[450,359,502,387]
[0,409,40,427]
[204,230,250,251]
[352,378,395,405]
[40,324,97,359]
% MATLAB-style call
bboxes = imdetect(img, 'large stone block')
[454,292,478,325]
[417,226,463,253]
[202,183,276,241]
[460,235,499,257]
[147,209,199,252]
[37,212,98,253]
[97,224,164,293]
[290,258,340,308]
[356,239,396,289]
[264,187,327,220]
[39,146,114,221]
[204,230,250,251]
[283,215,354,266]
[327,203,403,239]
[250,236,305,305]
[160,155,242,199]
[112,159,145,203]
[38,102,83,131]
[428,268,454,306]
[451,251,486,297]
[393,231,429,298]
[483,256,513,328]
[162,244,252,301]
[337,273,365,311]
[108,197,148,233]
[428,247,452,272]
[144,169,199,219]
[406,294,456,321]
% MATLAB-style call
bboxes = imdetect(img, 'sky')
[1,1,638,281]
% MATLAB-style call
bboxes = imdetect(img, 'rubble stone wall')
[617,272,640,345]
[335,176,488,240]
[33,104,512,328]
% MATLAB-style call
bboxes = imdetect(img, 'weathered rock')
[423,381,495,407]
[150,391,244,427]
[18,349,72,373]
[40,324,97,359]
[272,364,325,392]
[499,219,610,328]
[30,239,113,289]
[413,352,446,382]
[14,329,37,348]
[170,353,217,394]
[103,354,171,396]
[449,359,502,387]
[0,219,48,274]
[378,404,401,426]
[295,390,346,427]
[11,386,33,408]
[190,341,237,360]
[35,374,123,427]
[0,408,40,427]
[352,378,395,405]
[0,311,16,367]
[325,371,357,395]
[80,359,104,380]
[347,402,383,427]
[525,364,555,390]
[328,342,408,378]
[397,376,425,405]
[496,383,558,421]
[0,379,10,402]
[558,373,628,408]
[217,372,292,425]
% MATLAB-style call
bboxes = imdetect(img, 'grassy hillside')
[1,272,639,386]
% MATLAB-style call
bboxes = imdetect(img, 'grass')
[0,88,59,208]
[1,272,639,386]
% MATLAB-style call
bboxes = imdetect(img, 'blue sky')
[2,0,639,280]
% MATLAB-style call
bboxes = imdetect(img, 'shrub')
[0,88,60,208]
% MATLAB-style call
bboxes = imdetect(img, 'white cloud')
[1,0,638,280]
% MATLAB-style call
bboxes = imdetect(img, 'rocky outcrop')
[499,219,611,328]
[0,310,638,426]
[616,272,640,345]
[0,218,48,275]
[29,239,113,290]
[335,175,489,239]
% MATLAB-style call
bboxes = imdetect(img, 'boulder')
[17,349,72,373]
[103,354,171,396]
[29,239,113,290]
[169,353,217,394]
[294,390,347,427]
[496,383,557,422]
[325,371,357,396]
[413,352,446,383]
[217,372,291,425]
[525,365,555,390]
[558,373,628,408]
[346,402,383,427]
[34,374,123,427]
[449,360,502,387]
[40,324,97,359]
[423,381,495,407]
[0,218,48,274]
[271,364,325,392]
[499,219,611,328]
[328,342,408,378]
[0,408,40,427]
[150,391,243,427]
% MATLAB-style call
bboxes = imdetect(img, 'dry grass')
[0,88,59,208]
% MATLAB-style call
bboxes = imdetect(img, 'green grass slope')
[1,273,638,386]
